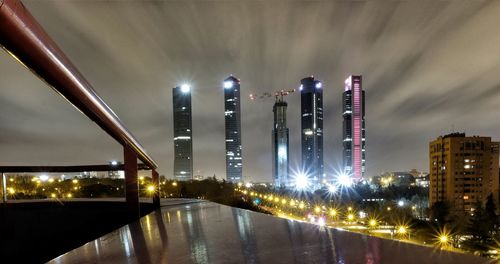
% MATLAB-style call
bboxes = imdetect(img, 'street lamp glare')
[294,173,309,190]
[337,173,352,187]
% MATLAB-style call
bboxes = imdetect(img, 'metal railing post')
[124,145,139,219]
[2,173,6,203]
[152,170,160,208]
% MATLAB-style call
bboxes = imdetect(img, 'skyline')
[1,1,500,182]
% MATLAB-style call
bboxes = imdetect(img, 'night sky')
[1,1,500,182]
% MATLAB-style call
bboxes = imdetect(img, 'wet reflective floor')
[50,200,488,264]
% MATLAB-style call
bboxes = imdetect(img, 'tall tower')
[272,97,289,187]
[172,84,193,180]
[343,75,365,181]
[224,76,243,182]
[300,76,324,186]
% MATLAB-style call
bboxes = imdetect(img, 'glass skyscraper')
[300,76,324,186]
[343,75,365,181]
[224,76,243,182]
[172,84,193,180]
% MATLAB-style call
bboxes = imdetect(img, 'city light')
[110,160,118,166]
[329,209,337,217]
[294,173,310,190]
[369,219,377,227]
[358,211,366,219]
[397,226,407,234]
[336,172,352,187]
[147,185,155,192]
[434,228,452,247]
[180,84,191,93]
[347,214,355,221]
[314,206,321,213]
[72,179,78,184]
[224,81,233,89]
[8,188,15,194]
[317,217,326,226]
[398,200,405,207]
[315,82,322,88]
[327,184,337,194]
[40,174,49,182]
[172,182,178,187]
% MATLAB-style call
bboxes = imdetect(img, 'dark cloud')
[1,0,500,181]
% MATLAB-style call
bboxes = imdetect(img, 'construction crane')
[249,89,296,101]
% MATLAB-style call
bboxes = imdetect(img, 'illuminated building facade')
[343,75,365,182]
[300,76,323,186]
[429,133,499,214]
[272,98,289,187]
[173,84,193,180]
[224,76,243,182]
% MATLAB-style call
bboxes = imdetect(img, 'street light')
[329,209,337,217]
[347,214,355,221]
[294,173,310,190]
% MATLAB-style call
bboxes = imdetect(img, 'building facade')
[172,84,193,180]
[224,76,243,182]
[300,76,324,186]
[429,133,499,214]
[343,75,365,182]
[272,98,289,187]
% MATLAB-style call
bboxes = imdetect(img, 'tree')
[429,201,450,225]
[485,194,498,238]
[464,200,492,251]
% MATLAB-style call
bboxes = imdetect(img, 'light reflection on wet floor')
[49,200,488,264]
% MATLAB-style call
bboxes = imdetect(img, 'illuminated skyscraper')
[224,76,243,182]
[343,75,365,181]
[173,84,193,180]
[272,97,289,187]
[300,76,324,186]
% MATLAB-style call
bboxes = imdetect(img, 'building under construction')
[250,89,293,187]
[272,96,290,187]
